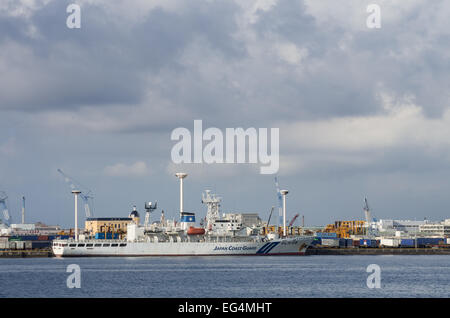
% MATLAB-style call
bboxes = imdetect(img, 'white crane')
[57,169,94,218]
[0,191,10,225]
[274,177,283,230]
[364,197,377,237]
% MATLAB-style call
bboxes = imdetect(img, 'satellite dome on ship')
[129,205,140,218]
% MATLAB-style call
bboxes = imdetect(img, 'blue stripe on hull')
[256,242,280,254]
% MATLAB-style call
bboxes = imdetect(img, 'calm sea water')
[0,255,449,298]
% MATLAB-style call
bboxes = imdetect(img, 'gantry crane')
[57,169,94,217]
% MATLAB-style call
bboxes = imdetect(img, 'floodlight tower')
[280,190,289,237]
[22,196,25,224]
[175,173,188,218]
[72,190,81,241]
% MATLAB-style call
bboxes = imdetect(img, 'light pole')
[280,190,289,237]
[72,190,81,241]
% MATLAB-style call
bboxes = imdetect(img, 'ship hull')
[52,237,313,257]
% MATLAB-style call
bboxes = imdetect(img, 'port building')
[419,219,450,237]
[85,207,140,236]
[85,217,133,235]
[374,219,429,234]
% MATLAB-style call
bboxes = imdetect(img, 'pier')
[0,249,53,258]
[306,247,450,255]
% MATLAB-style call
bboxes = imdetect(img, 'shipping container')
[25,241,32,249]
[400,239,415,247]
[55,235,72,240]
[360,239,378,248]
[380,238,401,247]
[321,238,340,247]
[12,235,39,241]
[353,240,360,247]
[416,238,444,247]
[16,241,25,249]
[31,241,51,249]
[95,233,119,240]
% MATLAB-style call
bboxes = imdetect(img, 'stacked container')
[400,239,415,247]
[95,233,119,240]
[321,238,340,247]
[360,239,378,248]
[380,238,401,247]
[416,237,444,247]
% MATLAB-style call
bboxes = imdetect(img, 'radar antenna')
[144,201,157,229]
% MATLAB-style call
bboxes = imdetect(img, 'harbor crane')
[57,169,94,218]
[363,197,377,236]
[274,177,283,228]
[288,214,300,227]
[0,191,10,225]
[266,206,275,226]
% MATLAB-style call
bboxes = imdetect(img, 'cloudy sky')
[1,0,450,228]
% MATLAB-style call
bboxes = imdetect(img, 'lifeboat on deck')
[187,227,205,235]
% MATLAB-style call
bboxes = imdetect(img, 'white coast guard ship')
[52,175,313,257]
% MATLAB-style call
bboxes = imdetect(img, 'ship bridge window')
[111,243,118,247]
[86,244,93,247]
[77,244,85,247]
[103,244,110,247]
[69,244,76,247]
[94,244,102,247]
[119,243,127,247]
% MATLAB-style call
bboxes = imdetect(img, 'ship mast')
[201,190,221,231]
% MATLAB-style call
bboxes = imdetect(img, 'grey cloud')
[0,0,244,110]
